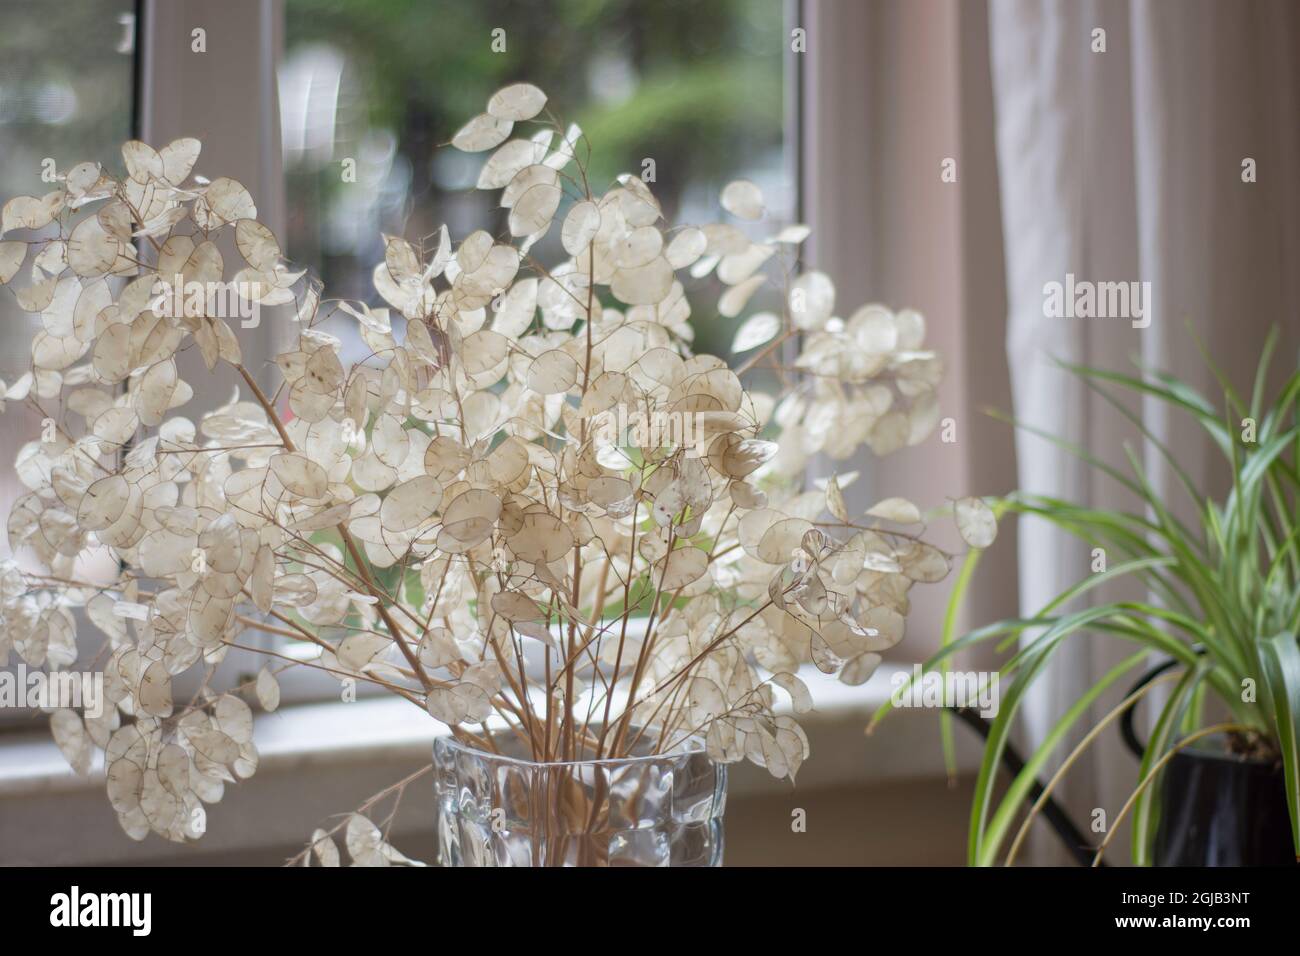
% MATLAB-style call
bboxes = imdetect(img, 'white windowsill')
[0,663,959,797]
[0,663,981,864]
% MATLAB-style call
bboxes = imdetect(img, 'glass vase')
[433,730,726,867]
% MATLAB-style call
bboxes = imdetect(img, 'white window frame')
[139,0,344,705]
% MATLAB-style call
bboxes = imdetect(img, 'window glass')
[0,0,137,723]
[0,0,137,364]
[281,0,791,364]
[0,0,138,551]
[271,0,791,702]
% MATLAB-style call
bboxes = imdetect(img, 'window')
[1,1,798,712]
[0,0,137,232]
[0,0,138,528]
[0,0,138,726]
[264,0,798,702]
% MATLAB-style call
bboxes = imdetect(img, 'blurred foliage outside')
[282,0,790,362]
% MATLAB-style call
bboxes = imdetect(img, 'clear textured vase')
[434,730,726,867]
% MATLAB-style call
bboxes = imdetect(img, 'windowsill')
[0,663,981,864]
[0,663,967,796]
[0,692,442,798]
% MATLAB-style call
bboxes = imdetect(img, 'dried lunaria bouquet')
[0,83,995,862]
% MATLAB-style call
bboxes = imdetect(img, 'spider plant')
[873,330,1300,865]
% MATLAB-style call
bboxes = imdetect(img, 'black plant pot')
[1152,735,1294,866]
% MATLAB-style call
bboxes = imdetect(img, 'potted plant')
[0,83,996,866]
[883,339,1300,866]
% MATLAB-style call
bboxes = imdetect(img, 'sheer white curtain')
[989,0,1300,862]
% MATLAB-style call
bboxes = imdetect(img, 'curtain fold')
[989,0,1300,863]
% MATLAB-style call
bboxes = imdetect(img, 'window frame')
[136,0,306,702]
[215,0,804,707]
[0,0,143,729]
